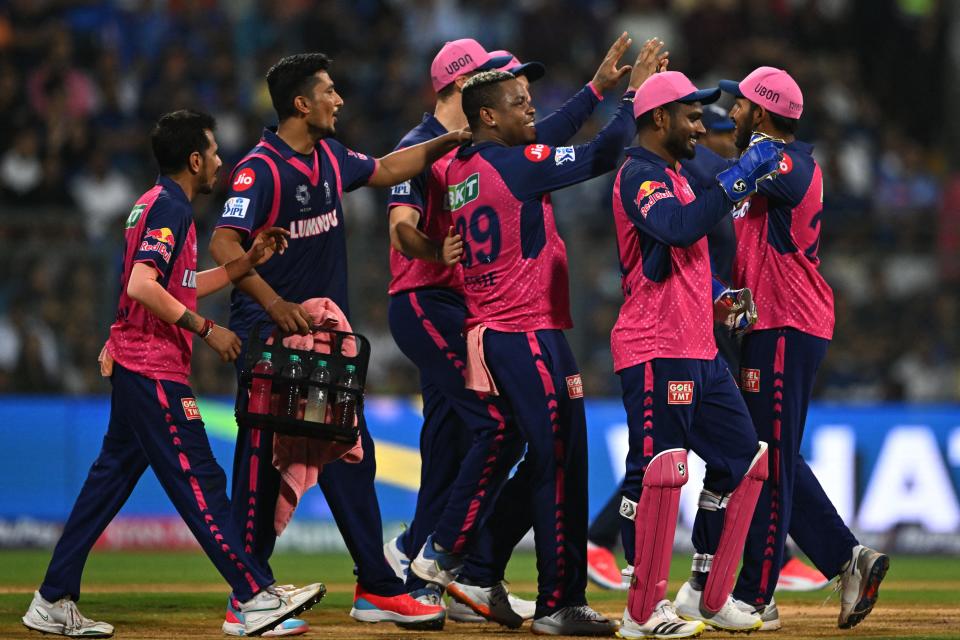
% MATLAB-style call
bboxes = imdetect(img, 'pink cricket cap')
[719,66,803,119]
[430,39,513,93]
[489,49,546,83]
[633,71,721,119]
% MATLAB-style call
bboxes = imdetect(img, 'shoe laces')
[61,600,89,631]
[653,600,680,621]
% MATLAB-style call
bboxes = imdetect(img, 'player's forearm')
[209,230,281,308]
[127,268,191,326]
[195,255,255,299]
[371,132,462,187]
[392,219,443,261]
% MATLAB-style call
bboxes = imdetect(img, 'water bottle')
[303,360,332,423]
[332,364,360,429]
[248,352,274,414]
[278,354,305,419]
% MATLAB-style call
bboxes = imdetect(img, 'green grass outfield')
[2,550,958,639]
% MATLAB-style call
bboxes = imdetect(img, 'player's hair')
[266,53,332,121]
[150,109,216,175]
[635,102,681,130]
[767,110,799,136]
[437,70,481,100]
[461,70,515,129]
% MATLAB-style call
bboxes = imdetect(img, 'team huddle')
[21,33,889,639]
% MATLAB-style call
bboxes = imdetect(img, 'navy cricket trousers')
[618,355,760,566]
[733,328,858,606]
[478,329,590,617]
[41,363,271,603]
[232,332,404,597]
[388,289,524,586]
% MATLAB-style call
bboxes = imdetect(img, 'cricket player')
[22,110,323,639]
[209,53,468,632]
[608,71,785,638]
[413,41,660,632]
[384,35,649,625]
[674,66,888,631]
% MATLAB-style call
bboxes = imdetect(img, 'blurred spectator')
[0,0,955,403]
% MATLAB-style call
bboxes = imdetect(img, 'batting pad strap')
[691,553,713,573]
[627,448,689,625]
[698,490,730,511]
[619,496,639,521]
[702,441,769,614]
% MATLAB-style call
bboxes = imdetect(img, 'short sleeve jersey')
[107,176,198,384]
[445,95,636,332]
[731,140,834,339]
[610,147,737,372]
[216,128,377,337]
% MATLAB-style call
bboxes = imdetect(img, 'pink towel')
[464,324,499,395]
[271,297,363,535]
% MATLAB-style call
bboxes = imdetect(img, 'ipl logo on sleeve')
[391,181,411,196]
[222,197,250,219]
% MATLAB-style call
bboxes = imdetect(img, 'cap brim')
[509,61,546,83]
[706,120,736,132]
[478,54,516,72]
[718,79,744,97]
[677,87,721,105]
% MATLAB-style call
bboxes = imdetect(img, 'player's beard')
[734,104,758,151]
[307,121,335,140]
[665,126,696,161]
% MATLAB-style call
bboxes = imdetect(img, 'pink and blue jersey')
[610,147,737,372]
[446,93,636,332]
[386,85,604,296]
[216,128,378,335]
[107,176,198,385]
[729,141,833,339]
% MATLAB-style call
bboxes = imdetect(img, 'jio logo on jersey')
[233,168,256,191]
[524,144,550,163]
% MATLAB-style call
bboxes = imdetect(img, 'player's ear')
[293,94,311,116]
[188,150,202,175]
[479,105,496,128]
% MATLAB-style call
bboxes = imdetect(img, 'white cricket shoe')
[622,564,634,589]
[238,583,325,636]
[410,534,463,588]
[673,580,761,632]
[617,601,706,639]
[384,534,410,581]
[531,605,617,636]
[731,596,782,631]
[22,591,113,638]
[838,544,889,629]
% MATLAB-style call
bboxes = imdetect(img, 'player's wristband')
[199,318,215,339]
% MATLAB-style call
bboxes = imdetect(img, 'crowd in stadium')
[0,0,955,401]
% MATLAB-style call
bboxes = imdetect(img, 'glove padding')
[717,138,784,201]
[713,287,758,336]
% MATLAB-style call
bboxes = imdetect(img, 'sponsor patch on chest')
[741,368,760,392]
[566,374,584,399]
[181,398,202,420]
[667,380,694,405]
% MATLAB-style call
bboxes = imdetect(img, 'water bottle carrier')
[235,321,369,443]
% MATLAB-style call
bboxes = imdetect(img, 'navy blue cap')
[477,54,515,72]
[678,87,722,105]
[718,79,744,98]
[701,104,735,131]
[509,61,546,83]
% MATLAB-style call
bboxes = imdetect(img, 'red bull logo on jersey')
[139,227,175,261]
[447,173,480,211]
[667,380,694,404]
[635,180,674,218]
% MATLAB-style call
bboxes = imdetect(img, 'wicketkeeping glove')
[717,138,784,201]
[713,287,758,336]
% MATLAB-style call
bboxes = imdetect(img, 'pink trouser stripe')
[525,332,567,608]
[758,334,786,600]
[643,361,655,459]
[154,381,259,594]
[409,292,507,552]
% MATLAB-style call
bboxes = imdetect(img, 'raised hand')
[627,38,669,91]
[590,32,634,94]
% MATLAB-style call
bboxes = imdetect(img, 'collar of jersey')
[260,128,321,185]
[155,175,189,204]
[456,140,505,159]
[623,145,675,169]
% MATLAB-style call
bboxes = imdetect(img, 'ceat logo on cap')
[524,144,550,162]
[233,168,256,191]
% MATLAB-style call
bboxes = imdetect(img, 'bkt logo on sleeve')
[447,173,480,211]
[391,181,411,196]
[222,197,250,219]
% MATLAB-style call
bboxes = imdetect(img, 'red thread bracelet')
[199,318,215,339]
